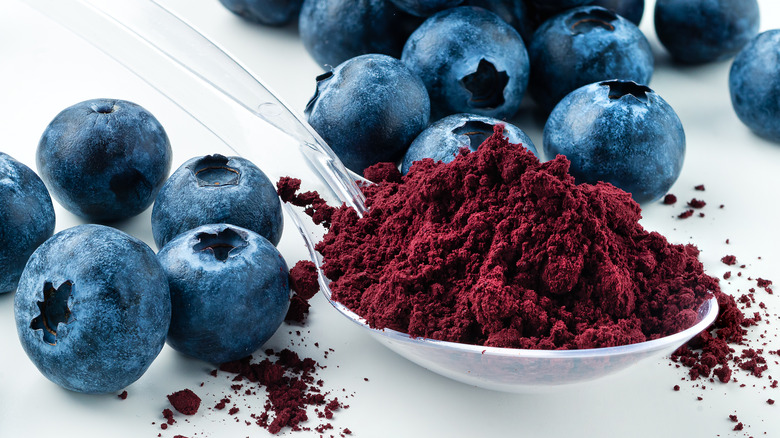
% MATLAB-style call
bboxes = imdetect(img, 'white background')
[1,0,779,437]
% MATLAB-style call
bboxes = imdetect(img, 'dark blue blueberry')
[151,154,283,250]
[401,113,538,174]
[388,0,464,17]
[729,30,780,143]
[402,6,530,120]
[526,0,592,15]
[463,0,534,43]
[0,153,55,294]
[305,54,430,174]
[157,224,290,364]
[543,80,685,203]
[36,98,172,222]
[218,0,303,26]
[14,224,171,393]
[299,0,423,68]
[589,0,645,25]
[528,5,653,113]
[654,0,760,64]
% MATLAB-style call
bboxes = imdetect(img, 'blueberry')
[528,5,654,113]
[36,98,172,222]
[463,0,534,43]
[402,6,530,121]
[0,153,55,294]
[589,0,645,25]
[14,224,170,393]
[526,0,593,15]
[387,0,464,17]
[729,30,780,143]
[654,0,760,64]
[305,54,430,174]
[299,0,423,68]
[151,154,283,250]
[218,0,303,26]
[543,80,685,203]
[157,224,290,364]
[401,113,538,174]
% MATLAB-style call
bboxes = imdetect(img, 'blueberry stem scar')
[30,280,74,345]
[453,120,495,150]
[193,227,248,262]
[601,80,651,102]
[188,154,240,187]
[460,59,508,109]
[567,9,617,35]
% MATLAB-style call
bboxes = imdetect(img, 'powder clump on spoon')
[281,126,726,350]
[285,260,320,324]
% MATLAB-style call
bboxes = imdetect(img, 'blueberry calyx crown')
[30,280,74,345]
[89,100,118,114]
[453,120,496,151]
[460,59,508,109]
[188,154,240,187]
[193,227,248,262]
[566,8,618,35]
[600,80,651,103]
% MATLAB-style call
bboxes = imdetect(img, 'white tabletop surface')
[1,1,779,437]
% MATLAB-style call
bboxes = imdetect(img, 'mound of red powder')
[279,126,724,350]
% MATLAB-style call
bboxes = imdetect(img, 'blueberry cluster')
[8,98,290,394]
[223,0,777,204]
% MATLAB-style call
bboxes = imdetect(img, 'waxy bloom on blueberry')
[152,154,283,250]
[729,30,780,143]
[0,153,55,294]
[590,0,645,25]
[402,6,530,120]
[218,0,303,26]
[36,98,172,222]
[14,224,171,394]
[654,0,760,64]
[305,54,430,174]
[299,0,422,68]
[543,80,685,204]
[388,0,464,17]
[528,5,653,113]
[157,224,290,364]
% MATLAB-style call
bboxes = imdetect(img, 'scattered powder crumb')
[167,389,201,415]
[162,408,175,426]
[694,184,705,191]
[721,255,737,266]
[663,194,677,204]
[159,342,351,435]
[688,198,706,208]
[678,209,694,219]
[118,390,128,400]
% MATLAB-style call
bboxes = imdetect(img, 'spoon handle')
[22,0,367,214]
